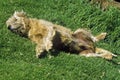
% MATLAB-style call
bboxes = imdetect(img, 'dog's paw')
[99,32,107,39]
[100,53,113,60]
[36,51,47,58]
[94,32,107,42]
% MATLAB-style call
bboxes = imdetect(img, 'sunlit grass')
[0,0,120,80]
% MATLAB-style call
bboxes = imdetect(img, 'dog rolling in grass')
[6,11,117,60]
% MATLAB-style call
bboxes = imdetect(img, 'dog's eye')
[14,18,18,21]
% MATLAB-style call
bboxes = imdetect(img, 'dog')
[6,11,117,60]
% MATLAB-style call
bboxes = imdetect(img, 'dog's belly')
[52,32,93,54]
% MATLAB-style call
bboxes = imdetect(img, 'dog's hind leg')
[95,47,117,60]
[91,32,107,42]
[79,48,117,60]
[73,28,107,42]
[79,50,101,58]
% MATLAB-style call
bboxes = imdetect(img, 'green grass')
[0,0,120,80]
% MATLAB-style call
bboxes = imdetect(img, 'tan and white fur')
[6,11,117,60]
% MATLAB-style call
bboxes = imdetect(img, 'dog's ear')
[20,10,26,16]
[21,10,24,13]
[14,11,20,19]
[14,11,26,19]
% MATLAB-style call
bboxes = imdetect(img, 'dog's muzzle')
[7,25,20,31]
[8,25,12,30]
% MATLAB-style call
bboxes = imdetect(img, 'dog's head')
[6,11,30,37]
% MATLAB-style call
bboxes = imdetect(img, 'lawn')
[0,0,120,80]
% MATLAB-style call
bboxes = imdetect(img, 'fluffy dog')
[6,11,117,60]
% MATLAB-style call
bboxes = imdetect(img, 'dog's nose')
[8,25,11,30]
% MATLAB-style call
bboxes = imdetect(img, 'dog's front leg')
[35,38,53,58]
[29,35,53,58]
[35,44,47,58]
[29,30,54,58]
